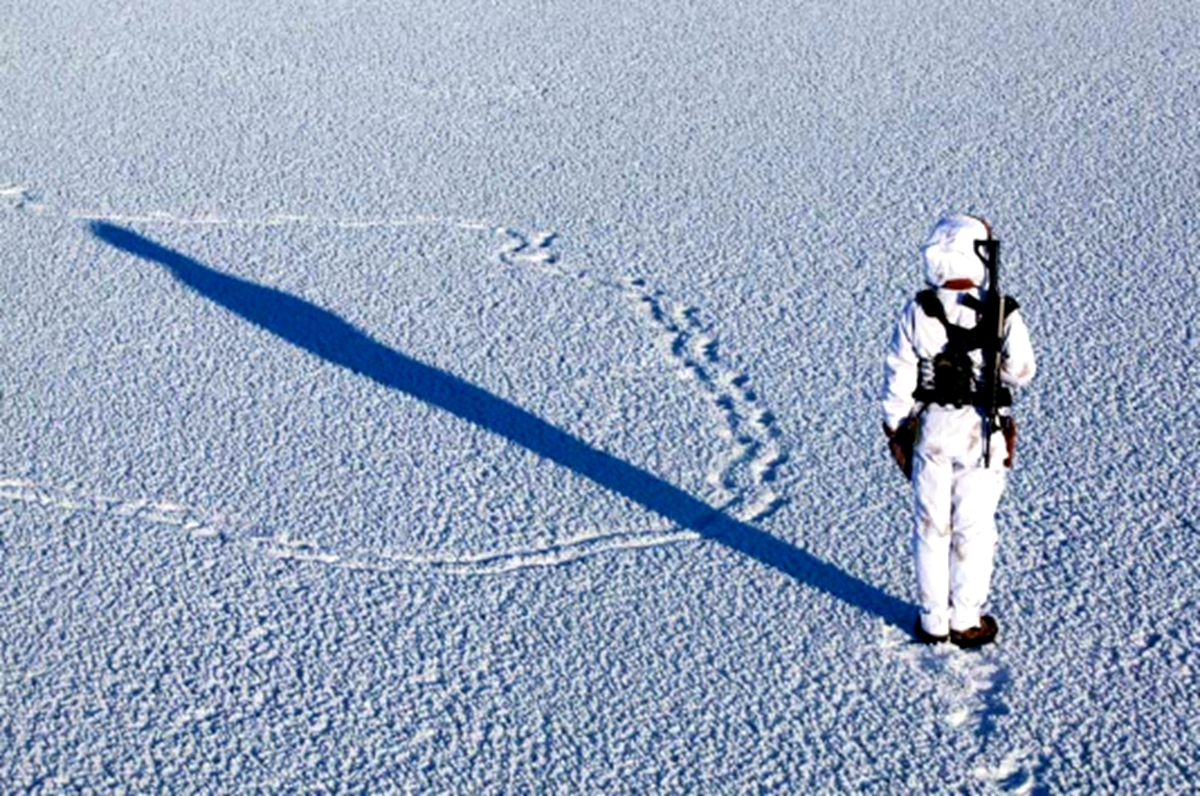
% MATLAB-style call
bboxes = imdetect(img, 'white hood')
[921,215,990,288]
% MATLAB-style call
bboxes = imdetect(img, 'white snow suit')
[881,215,1036,638]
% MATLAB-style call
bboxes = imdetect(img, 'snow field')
[4,0,1200,792]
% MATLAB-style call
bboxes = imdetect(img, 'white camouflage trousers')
[911,407,1007,637]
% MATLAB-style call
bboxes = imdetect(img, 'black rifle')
[975,238,1003,466]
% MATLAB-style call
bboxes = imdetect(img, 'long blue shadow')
[92,221,912,628]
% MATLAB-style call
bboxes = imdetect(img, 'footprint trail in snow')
[621,276,786,523]
[878,624,1040,794]
[493,226,788,524]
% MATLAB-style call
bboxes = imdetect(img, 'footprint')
[972,748,1043,794]
[1,185,48,215]
[495,227,560,270]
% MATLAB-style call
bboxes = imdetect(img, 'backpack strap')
[918,290,1021,343]
[915,289,980,351]
[915,289,945,323]
[960,292,1020,318]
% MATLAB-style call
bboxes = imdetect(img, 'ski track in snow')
[0,476,698,576]
[879,624,1040,794]
[3,197,788,575]
[270,527,703,576]
[0,478,232,540]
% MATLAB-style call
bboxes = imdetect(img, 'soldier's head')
[921,214,992,288]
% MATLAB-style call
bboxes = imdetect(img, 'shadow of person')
[91,221,912,629]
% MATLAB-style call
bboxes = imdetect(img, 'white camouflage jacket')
[882,216,1036,432]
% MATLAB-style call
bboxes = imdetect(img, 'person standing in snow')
[881,215,1036,647]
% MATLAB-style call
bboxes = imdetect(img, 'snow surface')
[3,0,1199,792]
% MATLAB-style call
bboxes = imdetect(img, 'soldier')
[881,215,1036,647]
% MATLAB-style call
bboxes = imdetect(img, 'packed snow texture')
[3,0,1198,792]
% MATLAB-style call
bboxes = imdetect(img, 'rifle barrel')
[984,241,1002,465]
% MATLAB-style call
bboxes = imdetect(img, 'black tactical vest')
[912,289,1018,409]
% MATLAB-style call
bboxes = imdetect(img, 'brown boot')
[949,615,998,649]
